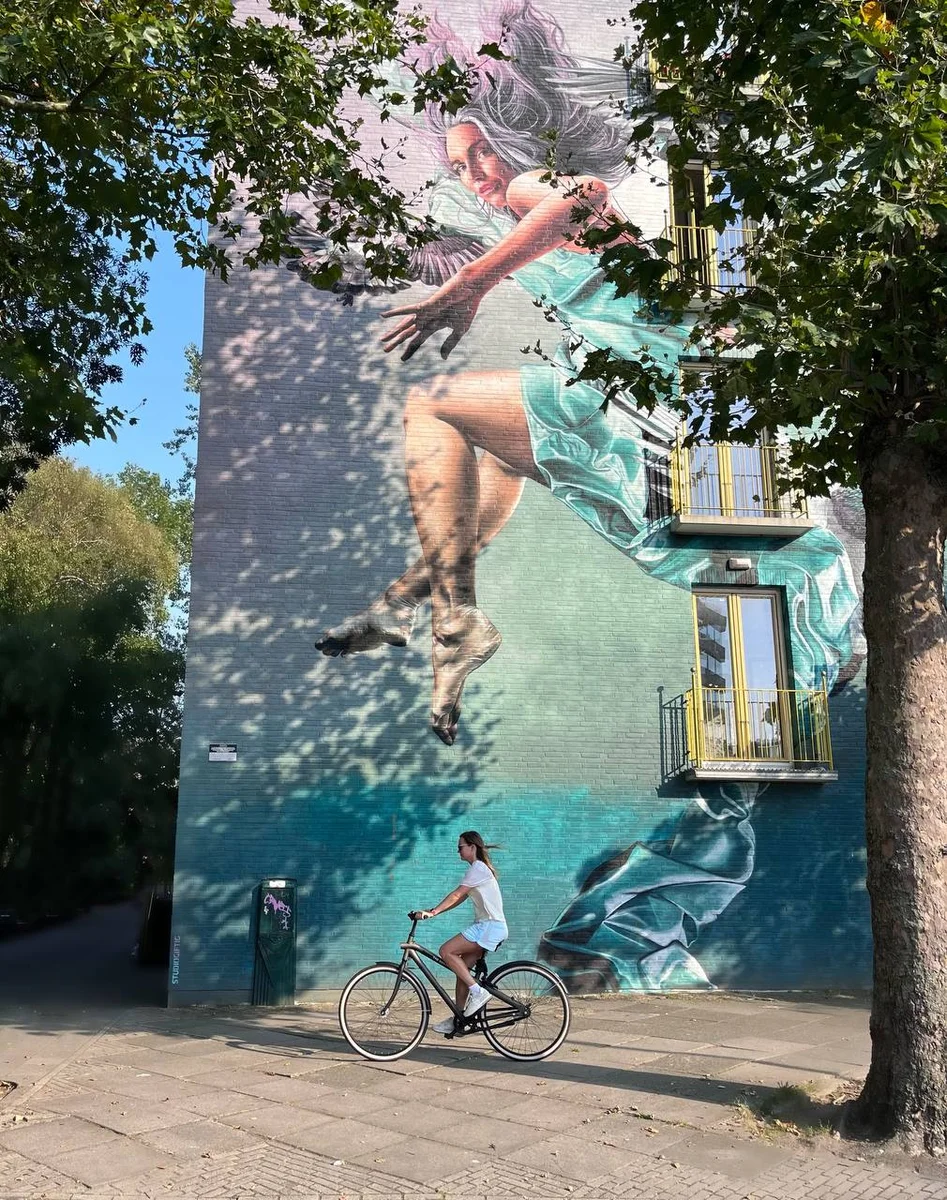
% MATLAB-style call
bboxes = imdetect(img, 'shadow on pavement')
[0,905,872,1136]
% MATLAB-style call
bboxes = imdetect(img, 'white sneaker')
[463,984,489,1018]
[432,1016,455,1034]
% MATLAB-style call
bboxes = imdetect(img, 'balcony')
[664,679,837,783]
[670,438,815,536]
[649,54,767,95]
[664,223,758,293]
[648,50,681,88]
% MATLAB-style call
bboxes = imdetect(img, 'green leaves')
[595,0,947,493]
[0,0,457,497]
[0,458,187,911]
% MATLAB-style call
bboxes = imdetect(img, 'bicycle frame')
[378,916,530,1035]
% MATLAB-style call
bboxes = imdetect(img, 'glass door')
[693,591,788,761]
[679,373,771,518]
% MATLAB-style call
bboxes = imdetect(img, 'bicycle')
[338,911,571,1062]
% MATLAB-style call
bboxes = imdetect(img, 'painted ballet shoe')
[315,594,418,657]
[430,606,501,746]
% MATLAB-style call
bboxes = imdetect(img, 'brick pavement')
[1,992,945,1199]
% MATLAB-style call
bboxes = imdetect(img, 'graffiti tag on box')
[264,893,293,931]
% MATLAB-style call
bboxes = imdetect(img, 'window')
[668,165,757,291]
[689,589,834,771]
[693,590,791,761]
[670,367,810,529]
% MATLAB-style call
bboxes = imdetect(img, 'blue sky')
[70,231,205,485]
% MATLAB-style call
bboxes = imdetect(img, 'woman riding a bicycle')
[338,832,568,1062]
[417,830,508,1033]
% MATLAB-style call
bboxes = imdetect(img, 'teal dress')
[431,179,861,990]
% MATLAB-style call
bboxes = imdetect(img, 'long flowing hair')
[460,830,501,876]
[417,1,629,185]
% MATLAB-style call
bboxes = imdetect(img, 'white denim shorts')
[462,919,508,952]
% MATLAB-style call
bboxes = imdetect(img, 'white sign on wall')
[208,743,237,762]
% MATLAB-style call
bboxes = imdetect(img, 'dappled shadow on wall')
[173,261,503,986]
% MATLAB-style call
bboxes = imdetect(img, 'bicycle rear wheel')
[480,961,570,1061]
[338,965,429,1061]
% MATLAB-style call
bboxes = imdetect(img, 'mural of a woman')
[304,0,863,989]
[314,0,691,745]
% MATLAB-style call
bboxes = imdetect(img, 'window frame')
[675,364,781,520]
[667,163,758,292]
[691,587,794,762]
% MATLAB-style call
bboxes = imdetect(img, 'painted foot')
[430,606,502,746]
[315,594,418,657]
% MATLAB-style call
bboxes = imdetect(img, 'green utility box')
[251,878,297,1005]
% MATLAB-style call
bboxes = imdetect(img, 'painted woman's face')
[445,123,516,208]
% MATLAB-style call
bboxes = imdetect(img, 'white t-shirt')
[461,860,506,923]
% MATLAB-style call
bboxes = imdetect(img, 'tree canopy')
[0,0,456,498]
[597,0,947,491]
[0,459,187,913]
[0,459,178,618]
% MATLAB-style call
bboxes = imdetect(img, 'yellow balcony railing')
[648,50,682,85]
[671,437,809,523]
[684,677,834,771]
[664,223,758,291]
[648,53,768,93]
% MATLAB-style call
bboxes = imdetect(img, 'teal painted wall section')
[172,452,870,1000]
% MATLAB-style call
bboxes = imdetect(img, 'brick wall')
[169,0,871,1004]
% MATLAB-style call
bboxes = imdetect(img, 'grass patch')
[734,1081,853,1142]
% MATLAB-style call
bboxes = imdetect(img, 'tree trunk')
[851,435,947,1155]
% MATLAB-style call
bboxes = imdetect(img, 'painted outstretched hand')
[381,272,483,361]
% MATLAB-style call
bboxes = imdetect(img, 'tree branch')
[0,93,72,113]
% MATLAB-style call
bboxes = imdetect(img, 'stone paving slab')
[426,1111,549,1155]
[43,1136,177,1186]
[576,1112,686,1154]
[96,1072,229,1105]
[506,1130,642,1182]
[358,1098,463,1136]
[495,1093,602,1131]
[660,1128,792,1178]
[349,1136,487,1183]
[41,1092,202,1136]
[277,1115,408,1159]
[368,1072,454,1103]
[0,1148,89,1195]
[177,1088,269,1118]
[426,1080,530,1114]
[0,1115,118,1158]
[284,1084,394,1120]
[217,1099,334,1138]
[135,1117,263,1158]
[2,991,947,1199]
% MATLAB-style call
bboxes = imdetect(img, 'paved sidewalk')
[2,988,947,1199]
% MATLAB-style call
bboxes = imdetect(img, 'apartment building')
[169,0,870,1004]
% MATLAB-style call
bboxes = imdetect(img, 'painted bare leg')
[388,455,527,603]
[403,372,541,744]
[314,592,419,657]
[315,455,526,657]
[429,606,502,745]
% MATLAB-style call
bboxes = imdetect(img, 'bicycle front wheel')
[480,961,570,1061]
[338,965,429,1061]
